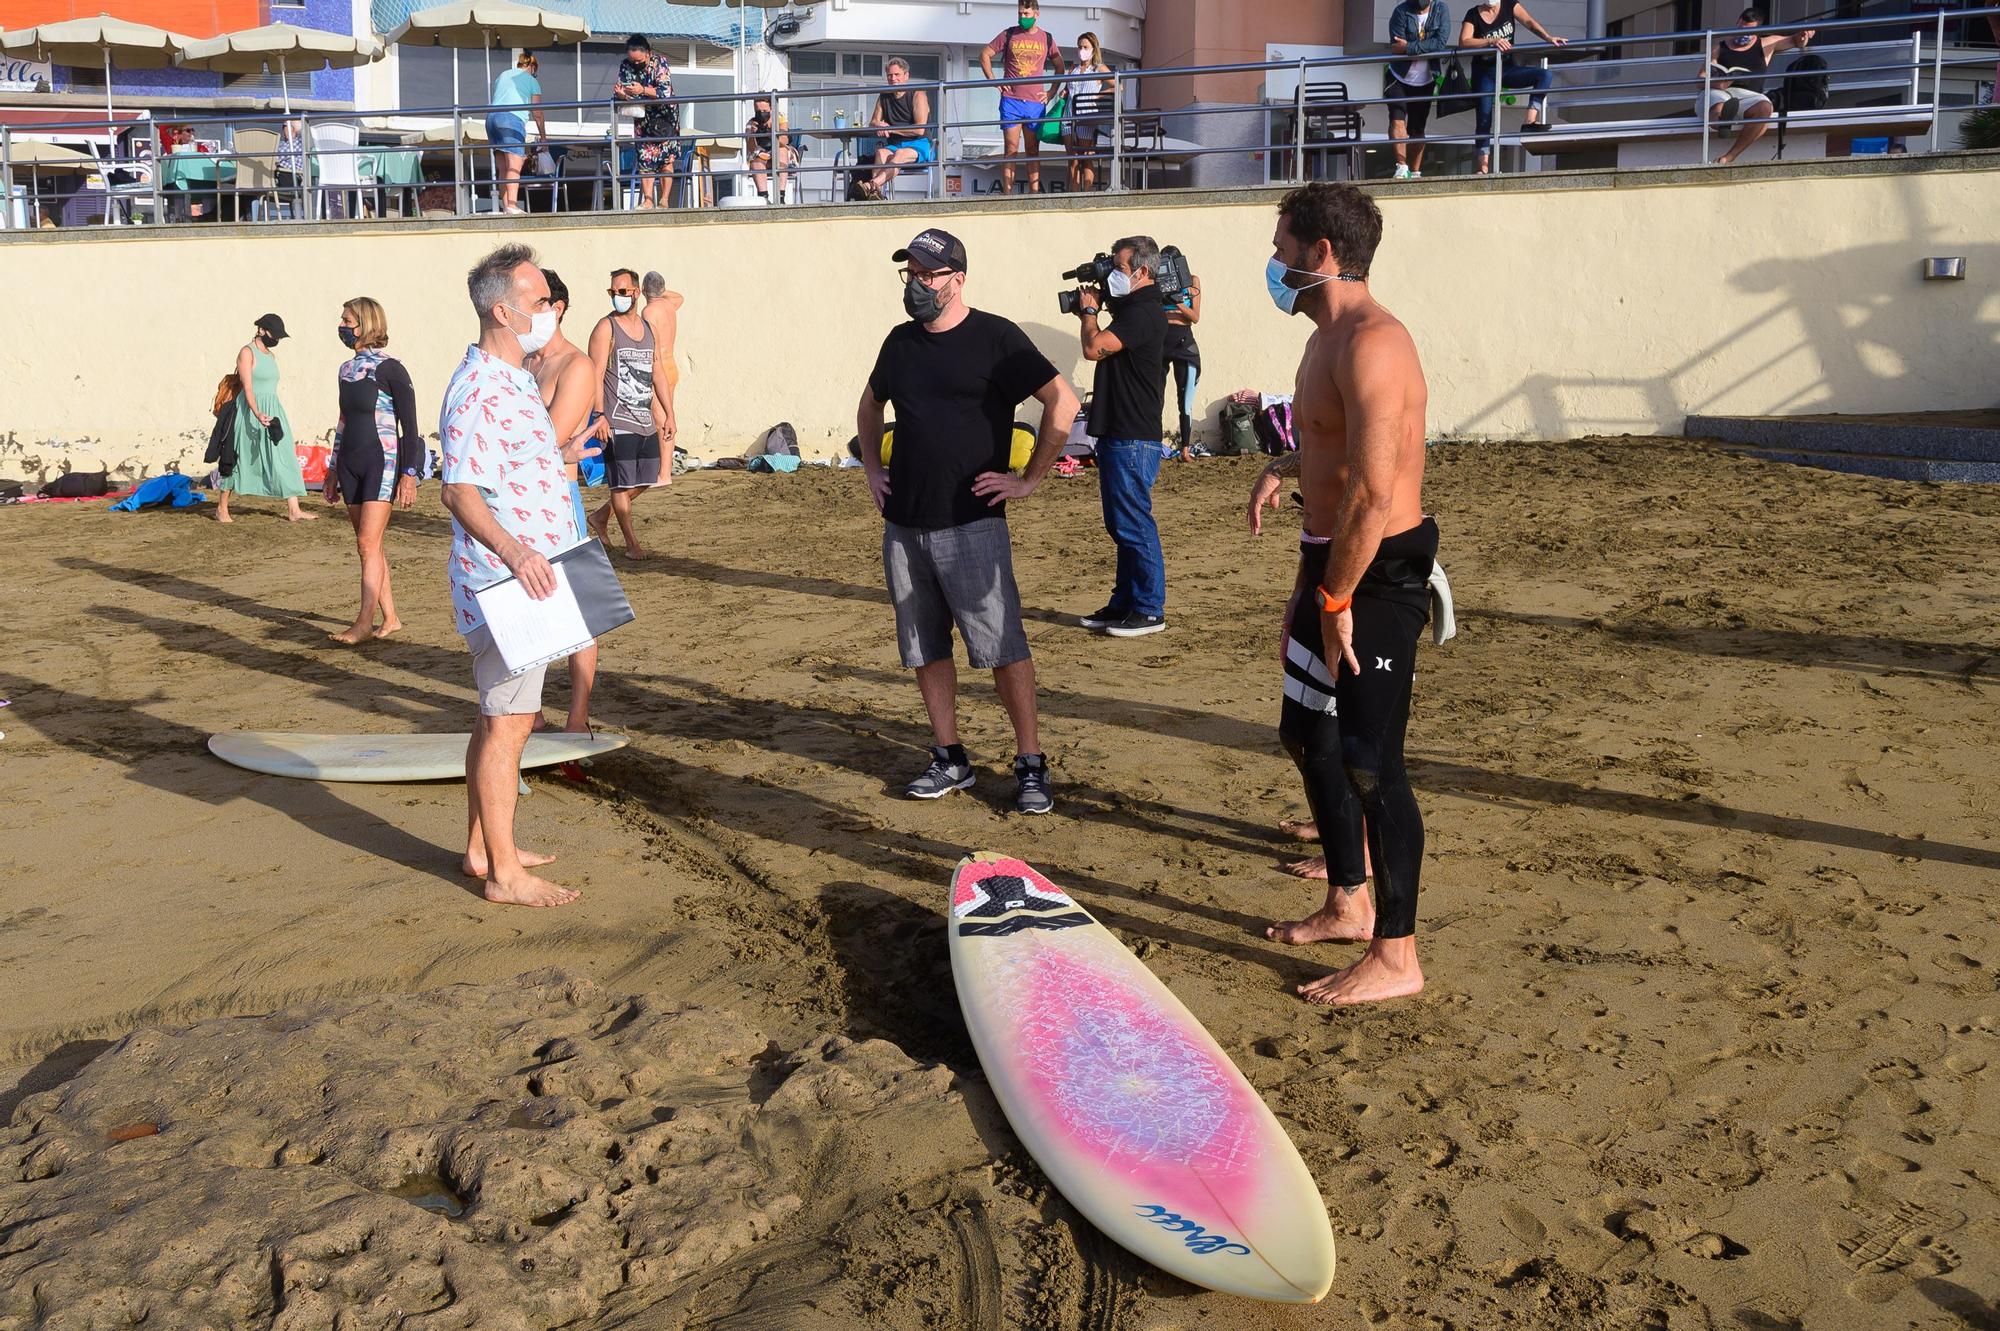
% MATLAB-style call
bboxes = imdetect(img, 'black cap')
[255,312,289,341]
[892,229,967,274]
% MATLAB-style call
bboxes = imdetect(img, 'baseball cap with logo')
[891,229,967,274]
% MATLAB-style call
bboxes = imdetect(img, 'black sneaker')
[1014,754,1055,815]
[1078,603,1123,630]
[1104,612,1167,638]
[906,746,976,800]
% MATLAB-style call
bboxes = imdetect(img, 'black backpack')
[1772,52,1830,114]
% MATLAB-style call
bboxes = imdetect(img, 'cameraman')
[1074,235,1170,638]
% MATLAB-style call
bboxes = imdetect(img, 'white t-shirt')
[439,344,580,635]
[1393,4,1449,86]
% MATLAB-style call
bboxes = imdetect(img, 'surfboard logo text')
[1132,1204,1253,1256]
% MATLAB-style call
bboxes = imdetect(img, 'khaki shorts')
[466,624,548,716]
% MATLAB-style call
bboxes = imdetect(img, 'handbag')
[1037,90,1069,143]
[1435,59,1476,117]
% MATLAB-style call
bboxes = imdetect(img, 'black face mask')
[338,326,358,349]
[903,275,948,323]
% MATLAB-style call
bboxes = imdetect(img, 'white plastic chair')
[308,121,364,220]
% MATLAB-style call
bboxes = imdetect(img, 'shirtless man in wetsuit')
[527,268,600,733]
[1245,182,1438,1007]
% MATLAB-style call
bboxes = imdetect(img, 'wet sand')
[2,440,1996,1329]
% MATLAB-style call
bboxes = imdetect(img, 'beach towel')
[747,453,802,474]
[110,474,206,511]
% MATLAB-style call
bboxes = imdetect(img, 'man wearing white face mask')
[439,243,583,910]
[587,266,665,559]
[1244,184,1437,1008]
[1074,236,1171,637]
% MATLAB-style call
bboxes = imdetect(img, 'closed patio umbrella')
[177,23,387,114]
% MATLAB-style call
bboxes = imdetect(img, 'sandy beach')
[2,440,1996,1329]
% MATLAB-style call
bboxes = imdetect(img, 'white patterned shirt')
[439,344,580,635]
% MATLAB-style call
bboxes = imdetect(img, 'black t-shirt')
[1464,0,1521,63]
[1087,292,1169,441]
[868,308,1059,531]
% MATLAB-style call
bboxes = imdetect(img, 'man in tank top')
[587,267,668,559]
[1706,7,1815,165]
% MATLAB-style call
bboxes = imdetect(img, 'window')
[225,69,314,98]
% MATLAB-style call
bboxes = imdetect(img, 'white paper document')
[474,561,595,677]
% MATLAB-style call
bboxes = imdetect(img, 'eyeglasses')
[897,268,955,287]
[607,288,637,296]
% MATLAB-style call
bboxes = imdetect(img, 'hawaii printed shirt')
[439,344,580,635]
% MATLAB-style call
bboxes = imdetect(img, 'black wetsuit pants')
[1279,519,1437,939]
[1163,323,1201,449]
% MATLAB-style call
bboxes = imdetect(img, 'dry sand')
[2,440,1996,1330]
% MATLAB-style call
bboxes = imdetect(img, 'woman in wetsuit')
[324,297,422,643]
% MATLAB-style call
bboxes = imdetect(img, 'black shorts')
[1282,521,1437,724]
[334,435,395,505]
[608,432,661,490]
[1383,68,1435,139]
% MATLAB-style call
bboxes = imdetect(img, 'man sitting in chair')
[862,57,934,200]
[746,95,799,198]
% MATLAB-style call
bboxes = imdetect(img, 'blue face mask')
[1265,256,1357,314]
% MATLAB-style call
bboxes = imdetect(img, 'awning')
[369,0,746,45]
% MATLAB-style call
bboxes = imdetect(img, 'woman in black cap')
[217,313,313,524]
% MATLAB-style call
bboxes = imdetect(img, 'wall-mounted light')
[1922,257,1966,280]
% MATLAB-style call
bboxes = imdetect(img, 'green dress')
[224,344,304,498]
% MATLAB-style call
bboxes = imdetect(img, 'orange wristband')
[1315,586,1352,614]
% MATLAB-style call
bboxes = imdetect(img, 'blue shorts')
[485,115,528,159]
[884,136,936,164]
[999,96,1046,130]
[569,479,588,535]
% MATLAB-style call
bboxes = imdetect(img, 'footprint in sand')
[1829,1199,1965,1303]
[1498,1200,1546,1248]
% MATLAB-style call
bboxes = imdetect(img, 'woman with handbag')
[216,314,312,524]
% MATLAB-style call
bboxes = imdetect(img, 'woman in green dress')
[216,313,314,524]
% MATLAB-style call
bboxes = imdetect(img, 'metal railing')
[2,4,1994,230]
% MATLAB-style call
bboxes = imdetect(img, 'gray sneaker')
[906,746,976,800]
[1014,753,1054,815]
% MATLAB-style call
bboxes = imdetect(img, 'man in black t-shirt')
[858,228,1081,815]
[1074,236,1171,638]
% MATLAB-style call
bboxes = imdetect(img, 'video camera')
[1056,244,1195,315]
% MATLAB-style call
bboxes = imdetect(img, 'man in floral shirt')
[440,242,583,909]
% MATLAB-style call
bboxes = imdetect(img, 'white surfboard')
[207,731,627,783]
[948,853,1337,1303]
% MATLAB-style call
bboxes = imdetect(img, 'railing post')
[607,99,621,210]
[1291,60,1306,182]
[151,132,165,225]
[1699,31,1713,165]
[1489,48,1505,175]
[1,125,15,230]
[297,112,312,221]
[1907,31,1921,105]
[930,79,944,199]
[452,107,466,218]
[1928,10,1945,153]
[767,92,782,205]
[1111,72,1125,192]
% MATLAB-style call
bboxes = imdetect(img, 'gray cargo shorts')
[466,623,549,716]
[883,517,1031,670]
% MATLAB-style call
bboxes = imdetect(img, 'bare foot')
[462,848,557,878]
[1283,855,1330,880]
[329,626,370,645]
[623,546,651,561]
[1278,818,1318,842]
[215,511,234,524]
[1297,947,1425,1006]
[482,872,579,908]
[372,618,402,640]
[588,509,610,545]
[287,510,318,522]
[562,720,592,734]
[1266,903,1375,945]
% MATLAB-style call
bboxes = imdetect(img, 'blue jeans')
[1471,65,1553,137]
[1096,437,1166,617]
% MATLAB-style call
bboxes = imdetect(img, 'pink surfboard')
[947,853,1337,1302]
